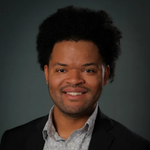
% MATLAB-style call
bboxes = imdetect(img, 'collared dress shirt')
[43,104,98,150]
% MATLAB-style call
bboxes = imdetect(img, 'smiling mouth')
[64,92,86,96]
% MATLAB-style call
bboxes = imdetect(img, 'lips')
[62,87,88,96]
[66,92,83,96]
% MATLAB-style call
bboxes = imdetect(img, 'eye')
[85,69,95,73]
[57,69,65,72]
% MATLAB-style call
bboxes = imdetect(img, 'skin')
[44,40,110,139]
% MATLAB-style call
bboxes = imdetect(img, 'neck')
[52,106,94,139]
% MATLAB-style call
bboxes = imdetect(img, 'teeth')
[66,92,82,96]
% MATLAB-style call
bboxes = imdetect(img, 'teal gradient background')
[0,0,150,140]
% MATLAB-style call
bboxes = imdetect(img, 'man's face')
[44,40,110,117]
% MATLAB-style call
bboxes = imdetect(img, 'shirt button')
[67,143,71,147]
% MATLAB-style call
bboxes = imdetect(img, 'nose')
[66,70,85,85]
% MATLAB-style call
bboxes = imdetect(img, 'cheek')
[48,75,64,89]
[86,75,103,88]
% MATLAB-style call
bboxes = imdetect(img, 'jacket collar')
[26,115,48,150]
[26,107,114,150]
[88,108,114,150]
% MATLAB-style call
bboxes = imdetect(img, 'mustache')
[60,84,91,92]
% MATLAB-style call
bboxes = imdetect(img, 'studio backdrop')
[0,0,150,140]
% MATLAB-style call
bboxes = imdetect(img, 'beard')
[48,84,101,118]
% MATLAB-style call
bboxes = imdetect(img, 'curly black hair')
[36,5,122,82]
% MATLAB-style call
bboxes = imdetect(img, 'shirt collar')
[85,103,98,137]
[43,106,55,140]
[42,104,98,140]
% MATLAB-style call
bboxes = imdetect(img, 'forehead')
[50,40,102,64]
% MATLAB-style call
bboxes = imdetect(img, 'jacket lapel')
[26,115,48,150]
[88,108,114,150]
[25,109,114,150]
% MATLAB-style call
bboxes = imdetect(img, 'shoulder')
[0,115,48,149]
[3,115,48,136]
[109,118,150,149]
[110,118,146,139]
[94,109,150,149]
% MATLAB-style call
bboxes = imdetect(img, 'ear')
[44,65,49,84]
[103,65,110,86]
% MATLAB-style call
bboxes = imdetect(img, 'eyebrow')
[53,62,68,67]
[53,62,98,67]
[82,63,98,67]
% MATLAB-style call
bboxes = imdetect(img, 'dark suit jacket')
[1,108,150,150]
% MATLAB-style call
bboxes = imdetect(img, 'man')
[0,5,150,150]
